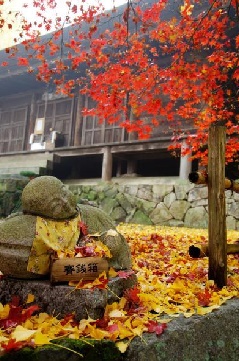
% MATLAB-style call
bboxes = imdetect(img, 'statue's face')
[46,183,77,219]
[22,176,78,219]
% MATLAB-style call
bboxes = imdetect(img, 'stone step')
[0,275,137,321]
[0,153,54,175]
[0,153,54,164]
[0,166,46,175]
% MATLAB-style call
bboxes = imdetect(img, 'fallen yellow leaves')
[1,224,239,354]
[11,326,36,343]
[118,224,239,317]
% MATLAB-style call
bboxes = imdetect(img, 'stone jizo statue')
[0,176,132,279]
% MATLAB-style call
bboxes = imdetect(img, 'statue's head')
[22,176,78,219]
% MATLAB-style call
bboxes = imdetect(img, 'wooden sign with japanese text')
[50,257,108,284]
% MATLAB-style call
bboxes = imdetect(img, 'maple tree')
[0,0,239,164]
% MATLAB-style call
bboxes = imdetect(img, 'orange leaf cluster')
[1,0,239,164]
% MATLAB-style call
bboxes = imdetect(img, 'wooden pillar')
[208,125,227,288]
[102,146,112,181]
[25,93,37,151]
[116,160,122,177]
[127,159,137,175]
[74,94,84,146]
[179,140,192,179]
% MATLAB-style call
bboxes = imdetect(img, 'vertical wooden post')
[102,146,112,182]
[208,125,227,288]
[127,159,137,175]
[179,140,192,180]
[74,94,84,146]
[25,93,37,151]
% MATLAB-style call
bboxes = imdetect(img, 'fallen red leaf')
[1,339,26,352]
[0,297,39,330]
[60,313,78,327]
[95,317,110,329]
[21,305,39,322]
[78,221,88,236]
[197,289,212,307]
[117,270,135,279]
[146,320,167,336]
[124,286,142,312]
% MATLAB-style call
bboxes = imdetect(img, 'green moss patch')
[0,338,122,361]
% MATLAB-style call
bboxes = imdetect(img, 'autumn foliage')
[1,0,239,164]
[1,224,239,354]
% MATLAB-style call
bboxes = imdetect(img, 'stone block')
[152,184,174,201]
[82,185,91,193]
[98,191,105,200]
[125,209,136,223]
[6,179,18,192]
[104,186,118,198]
[139,199,156,214]
[226,215,236,230]
[150,203,173,224]
[184,206,208,228]
[0,181,7,192]
[164,192,176,208]
[124,185,138,197]
[87,190,97,201]
[68,185,80,194]
[227,202,239,219]
[168,219,184,227]
[0,279,107,321]
[137,186,153,201]
[130,210,153,225]
[191,199,208,207]
[126,299,239,361]
[2,193,17,217]
[0,275,137,321]
[116,193,133,213]
[110,206,127,222]
[16,178,29,190]
[100,198,119,215]
[225,189,233,199]
[169,200,191,221]
[188,186,208,202]
[175,183,194,200]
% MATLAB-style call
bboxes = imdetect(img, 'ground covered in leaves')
[1,224,239,356]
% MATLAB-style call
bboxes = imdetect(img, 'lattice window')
[36,98,73,146]
[0,107,27,153]
[81,97,126,146]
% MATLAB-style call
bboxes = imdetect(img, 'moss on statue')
[0,176,132,278]
[22,176,78,220]
[0,339,122,361]
[0,214,36,243]
[78,204,132,270]
[0,215,41,278]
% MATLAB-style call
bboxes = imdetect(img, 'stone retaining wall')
[1,177,239,229]
[0,176,28,217]
[68,180,239,229]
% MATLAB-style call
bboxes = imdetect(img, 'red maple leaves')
[146,320,167,336]
[0,296,39,330]
[78,221,88,236]
[2,0,239,165]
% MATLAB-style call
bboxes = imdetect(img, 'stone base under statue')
[0,274,137,321]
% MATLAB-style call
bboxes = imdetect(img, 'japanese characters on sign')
[64,262,99,275]
[50,256,108,283]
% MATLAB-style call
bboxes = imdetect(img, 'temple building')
[0,1,198,181]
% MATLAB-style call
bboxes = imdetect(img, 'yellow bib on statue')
[27,215,81,275]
